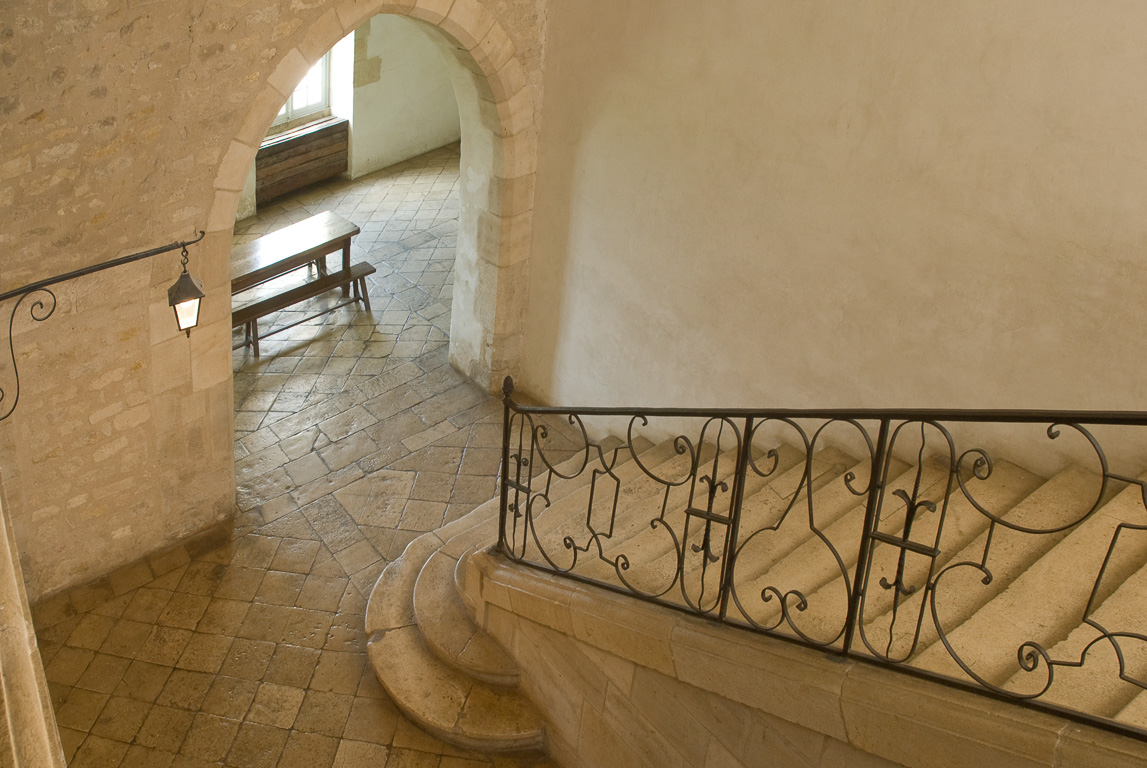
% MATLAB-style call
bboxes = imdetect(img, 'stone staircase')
[368,426,1147,760]
[364,502,549,757]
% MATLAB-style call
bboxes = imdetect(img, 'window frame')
[271,53,331,129]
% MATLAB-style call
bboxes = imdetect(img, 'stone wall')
[466,552,1147,768]
[0,0,546,600]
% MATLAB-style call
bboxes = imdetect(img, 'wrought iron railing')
[496,377,1147,741]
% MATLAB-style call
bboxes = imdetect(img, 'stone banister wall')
[465,551,1147,768]
[0,0,545,600]
[0,476,66,767]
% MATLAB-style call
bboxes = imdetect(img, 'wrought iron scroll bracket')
[0,231,206,424]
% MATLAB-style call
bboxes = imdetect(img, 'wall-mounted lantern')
[0,230,206,422]
[168,244,206,337]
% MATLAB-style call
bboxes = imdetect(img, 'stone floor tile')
[123,589,176,624]
[74,652,130,693]
[264,643,321,688]
[409,470,457,506]
[270,538,322,574]
[333,740,392,767]
[113,660,173,703]
[201,676,259,721]
[156,668,215,711]
[65,613,117,650]
[343,695,401,744]
[309,650,366,695]
[198,598,252,635]
[38,146,521,768]
[400,500,447,532]
[69,734,130,768]
[100,618,154,658]
[136,626,194,666]
[331,539,382,576]
[159,593,213,630]
[296,575,349,613]
[282,608,336,649]
[136,704,196,752]
[278,730,341,768]
[256,571,307,606]
[55,688,110,732]
[175,562,227,596]
[220,637,277,680]
[293,690,355,737]
[226,722,289,768]
[89,695,151,742]
[46,646,94,686]
[176,632,235,673]
[120,744,177,768]
[247,682,307,728]
[180,713,241,762]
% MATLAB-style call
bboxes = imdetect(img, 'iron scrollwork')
[497,378,1147,741]
[0,230,204,425]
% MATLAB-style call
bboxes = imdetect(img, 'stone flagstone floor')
[31,144,572,768]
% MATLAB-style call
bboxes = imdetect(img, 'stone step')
[855,457,1042,652]
[567,444,749,589]
[796,457,1042,653]
[415,548,519,686]
[720,445,867,587]
[912,467,1127,686]
[572,442,806,587]
[848,464,1100,666]
[667,446,871,613]
[367,624,546,752]
[364,441,637,756]
[366,524,546,752]
[1014,558,1147,721]
[590,445,863,605]
[519,437,674,569]
[729,459,941,640]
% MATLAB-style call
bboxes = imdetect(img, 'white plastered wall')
[348,15,462,179]
[521,1,1147,431]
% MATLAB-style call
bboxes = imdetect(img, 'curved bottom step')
[365,506,547,756]
[415,549,520,687]
[367,625,546,752]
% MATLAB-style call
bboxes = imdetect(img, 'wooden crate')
[256,117,349,205]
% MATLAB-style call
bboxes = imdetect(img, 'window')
[273,54,330,127]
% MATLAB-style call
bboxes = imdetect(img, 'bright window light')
[273,54,330,126]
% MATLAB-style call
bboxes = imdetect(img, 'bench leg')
[314,258,328,279]
[247,321,260,357]
[357,276,371,312]
[340,241,351,297]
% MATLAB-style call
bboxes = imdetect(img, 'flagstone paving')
[32,144,573,768]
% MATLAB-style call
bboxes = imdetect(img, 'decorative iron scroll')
[0,231,204,423]
[497,377,1147,741]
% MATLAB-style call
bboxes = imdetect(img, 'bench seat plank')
[231,211,360,294]
[232,262,376,356]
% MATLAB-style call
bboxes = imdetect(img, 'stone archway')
[205,0,536,392]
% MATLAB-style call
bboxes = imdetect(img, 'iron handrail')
[497,376,1147,742]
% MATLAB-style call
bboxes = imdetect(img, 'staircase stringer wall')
[464,551,1147,768]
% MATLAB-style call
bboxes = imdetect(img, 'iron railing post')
[842,417,890,655]
[496,376,514,555]
[718,416,755,621]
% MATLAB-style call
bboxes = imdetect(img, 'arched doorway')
[207,0,536,393]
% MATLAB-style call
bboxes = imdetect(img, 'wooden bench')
[231,211,375,356]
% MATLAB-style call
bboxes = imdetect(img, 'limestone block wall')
[0,477,65,767]
[519,1,1147,440]
[0,0,546,599]
[466,552,1147,768]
